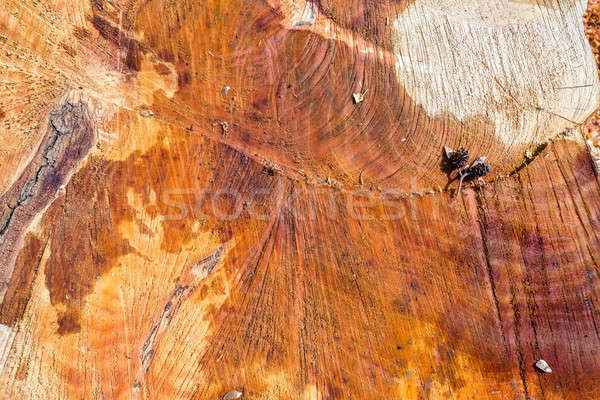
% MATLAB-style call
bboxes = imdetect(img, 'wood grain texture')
[1,0,600,399]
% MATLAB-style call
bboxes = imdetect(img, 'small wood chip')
[444,146,454,158]
[220,121,229,135]
[535,359,552,373]
[470,156,487,167]
[140,109,154,117]
[222,389,243,400]
[352,92,364,104]
[525,150,533,159]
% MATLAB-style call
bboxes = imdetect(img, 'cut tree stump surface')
[1,0,600,399]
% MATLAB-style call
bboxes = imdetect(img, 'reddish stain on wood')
[90,15,143,72]
[57,311,81,335]
[0,234,45,326]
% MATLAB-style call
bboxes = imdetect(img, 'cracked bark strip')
[0,99,96,302]
[134,246,224,390]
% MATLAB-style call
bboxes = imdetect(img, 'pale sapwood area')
[1,0,600,399]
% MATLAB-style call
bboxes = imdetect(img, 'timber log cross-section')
[1,0,600,399]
